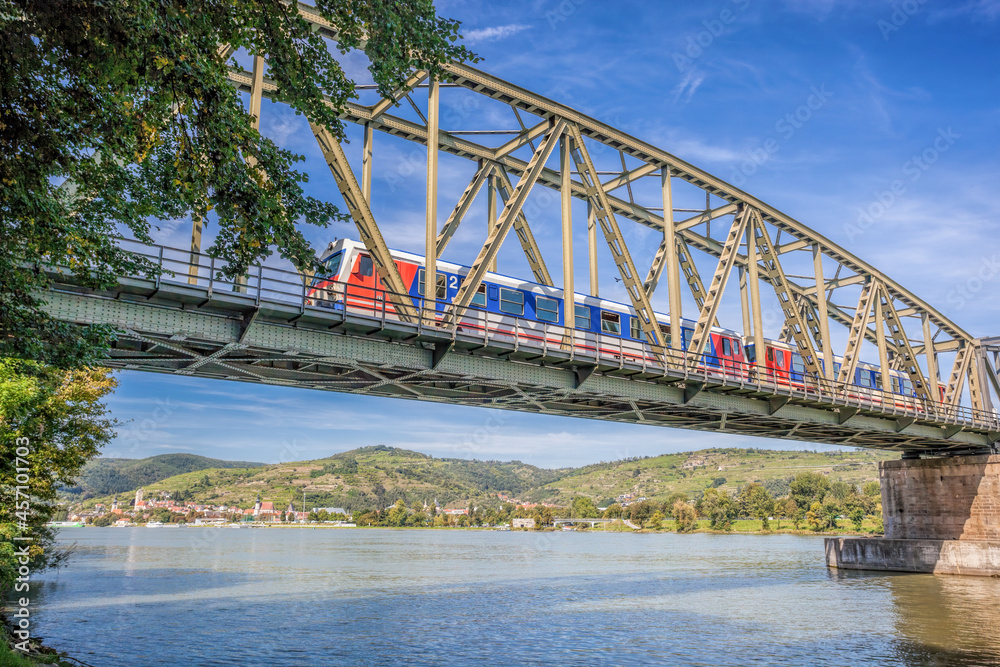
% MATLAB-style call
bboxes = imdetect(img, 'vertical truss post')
[310,124,418,323]
[188,214,203,285]
[746,222,765,373]
[444,119,566,325]
[739,267,751,347]
[662,167,682,356]
[874,292,893,393]
[361,122,373,203]
[686,207,751,366]
[838,279,877,384]
[567,124,663,353]
[812,246,833,380]
[487,172,498,272]
[751,213,822,378]
[560,135,574,348]
[922,313,940,400]
[425,78,439,323]
[233,54,267,295]
[587,201,598,297]
[968,344,986,413]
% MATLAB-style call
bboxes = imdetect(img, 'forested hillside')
[61,454,265,500]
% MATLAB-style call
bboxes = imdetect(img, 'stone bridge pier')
[826,455,1000,576]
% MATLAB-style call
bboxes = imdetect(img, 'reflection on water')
[27,529,1000,666]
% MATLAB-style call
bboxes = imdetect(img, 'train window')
[872,372,882,389]
[745,345,756,362]
[488,285,499,301]
[326,252,343,278]
[536,296,559,323]
[766,348,774,363]
[792,354,805,374]
[630,316,650,342]
[416,269,446,299]
[471,284,487,308]
[859,371,872,388]
[574,305,591,330]
[834,362,842,377]
[660,325,671,347]
[358,255,373,277]
[721,338,732,356]
[600,311,621,335]
[499,288,524,315]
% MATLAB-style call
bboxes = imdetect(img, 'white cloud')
[463,24,530,43]
[671,68,705,106]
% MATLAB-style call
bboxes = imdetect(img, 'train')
[306,238,939,409]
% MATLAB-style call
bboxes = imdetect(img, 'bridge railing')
[83,239,1000,432]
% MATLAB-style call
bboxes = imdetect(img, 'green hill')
[522,447,896,506]
[61,453,266,500]
[72,445,896,515]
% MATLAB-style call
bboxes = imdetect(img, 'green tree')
[603,503,623,519]
[698,488,736,531]
[92,515,113,527]
[661,492,688,515]
[790,472,831,511]
[1,0,477,367]
[386,500,408,527]
[672,501,698,533]
[570,496,599,519]
[0,360,117,593]
[862,481,881,498]
[737,483,775,531]
[849,507,865,532]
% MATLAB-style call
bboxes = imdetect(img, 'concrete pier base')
[825,537,1000,577]
[826,454,1000,577]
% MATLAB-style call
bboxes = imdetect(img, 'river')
[29,528,1000,666]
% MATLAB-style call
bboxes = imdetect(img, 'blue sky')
[111,0,1000,468]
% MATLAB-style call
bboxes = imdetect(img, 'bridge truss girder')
[39,279,999,455]
[215,6,986,420]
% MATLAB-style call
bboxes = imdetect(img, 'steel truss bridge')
[42,4,1000,455]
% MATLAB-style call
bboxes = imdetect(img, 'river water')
[29,528,1000,666]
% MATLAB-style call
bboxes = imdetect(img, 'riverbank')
[0,621,81,667]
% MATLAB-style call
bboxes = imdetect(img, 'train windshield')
[326,252,342,278]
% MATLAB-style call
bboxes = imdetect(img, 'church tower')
[253,494,262,518]
[135,488,144,506]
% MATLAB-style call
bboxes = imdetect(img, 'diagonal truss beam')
[493,168,554,286]
[875,284,930,400]
[567,124,663,352]
[444,119,566,324]
[944,343,973,407]
[436,161,494,255]
[838,279,878,384]
[370,70,428,121]
[751,211,822,378]
[686,207,752,366]
[311,124,419,323]
[494,120,549,159]
[676,241,717,327]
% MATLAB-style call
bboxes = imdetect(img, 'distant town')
[61,487,648,529]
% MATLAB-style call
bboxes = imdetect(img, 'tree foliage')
[1,0,477,366]
[0,359,117,592]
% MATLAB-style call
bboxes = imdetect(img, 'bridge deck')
[39,241,1000,455]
